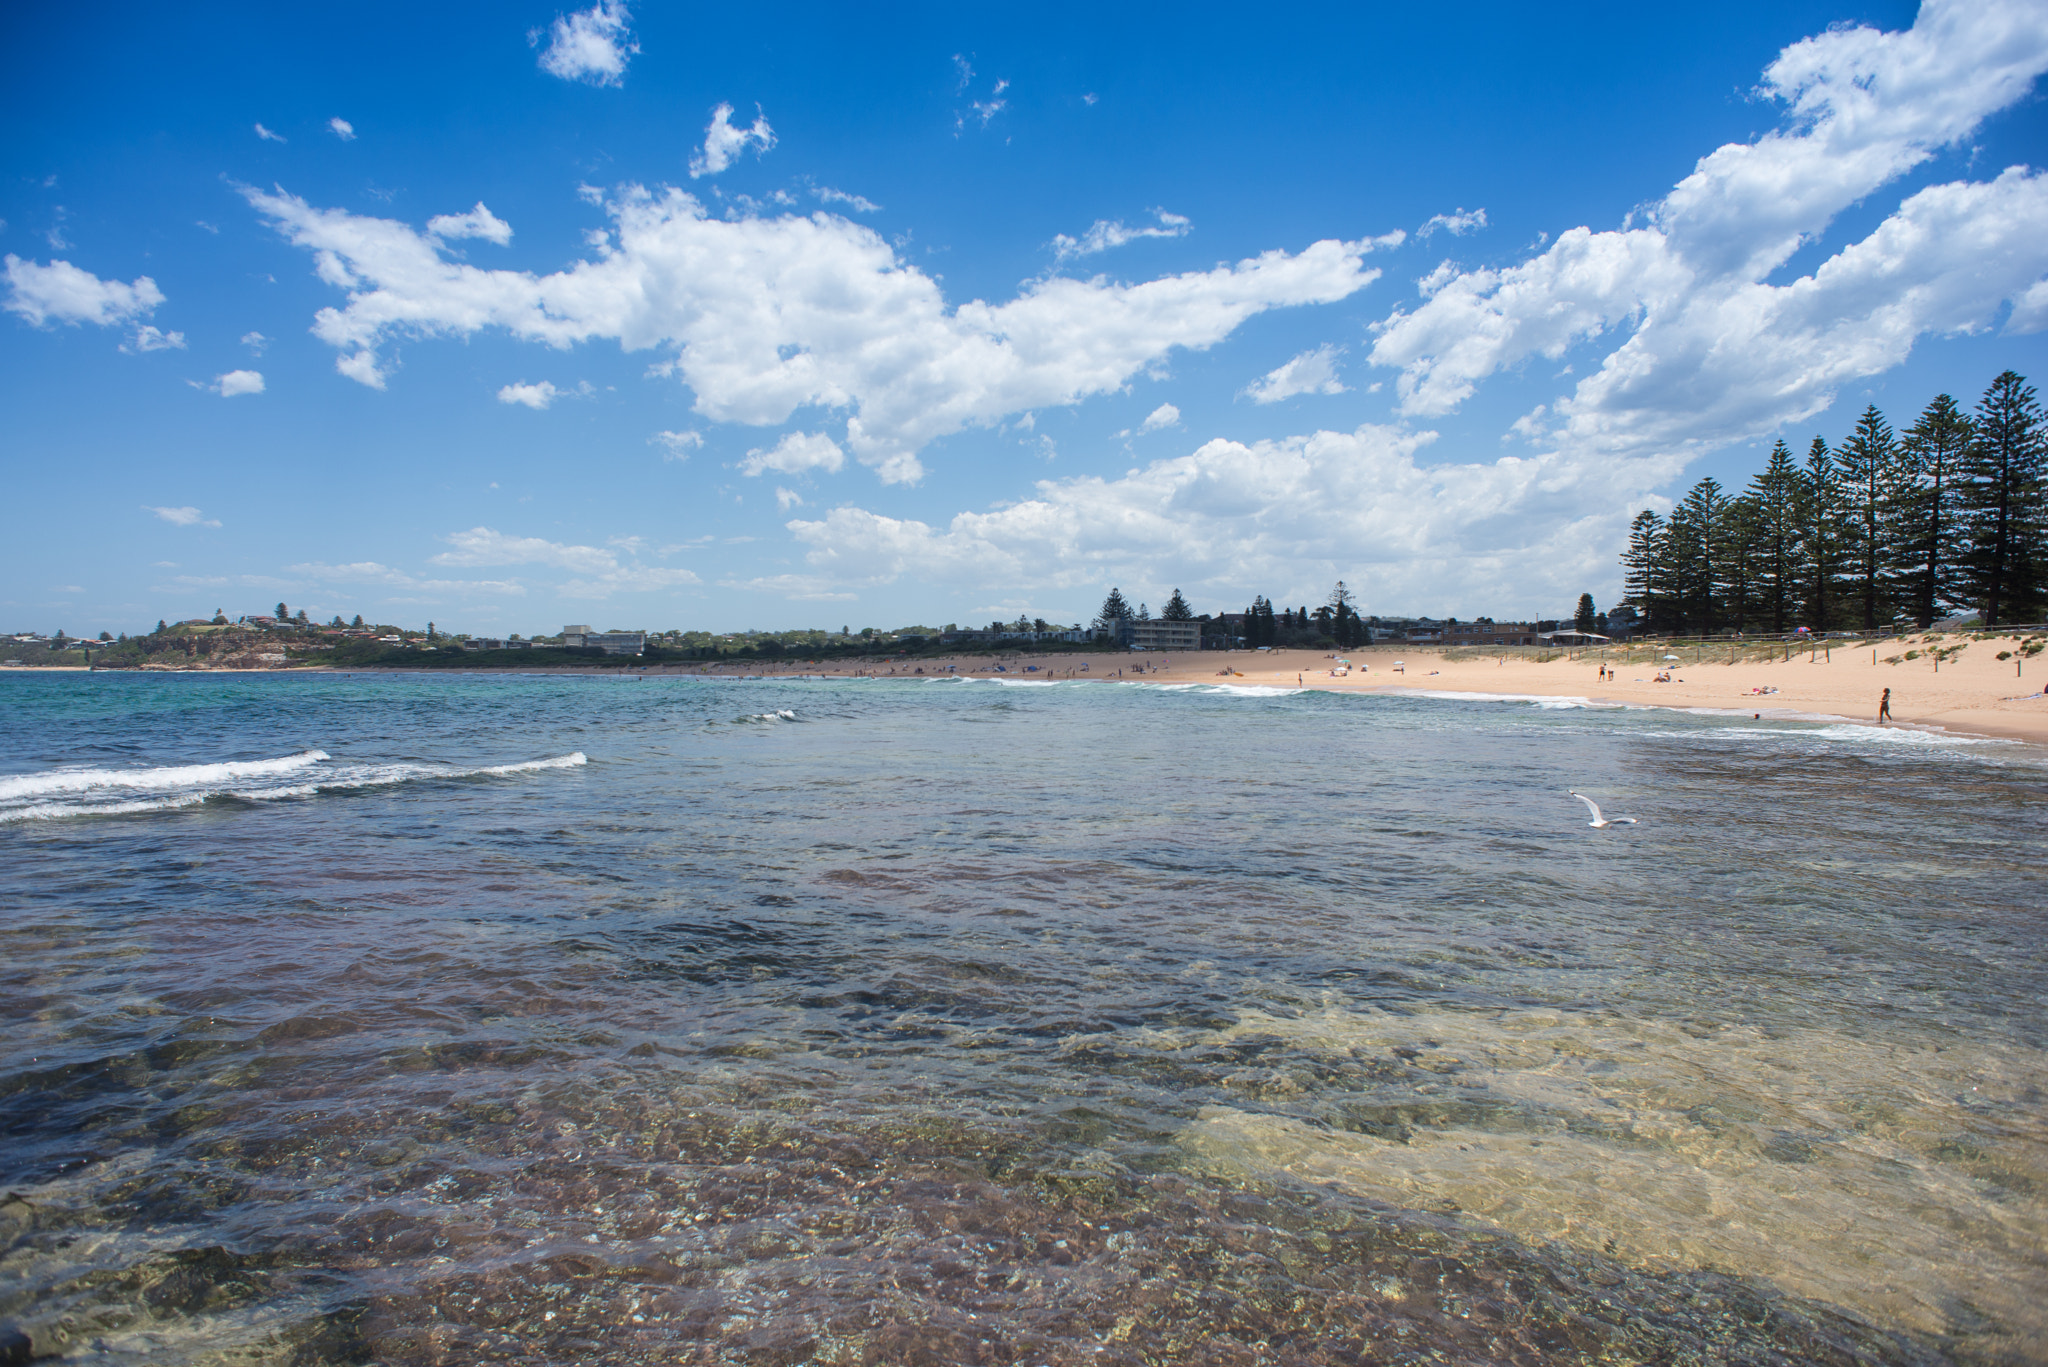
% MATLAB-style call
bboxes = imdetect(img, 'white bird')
[1570,791,1639,828]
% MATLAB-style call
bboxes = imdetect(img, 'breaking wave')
[0,750,587,823]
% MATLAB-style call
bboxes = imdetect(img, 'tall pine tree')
[1958,371,2046,627]
[1800,437,1848,632]
[1094,587,1134,639]
[1895,393,1972,628]
[1746,439,1803,632]
[1667,477,1729,632]
[1835,404,1902,631]
[1622,510,1666,628]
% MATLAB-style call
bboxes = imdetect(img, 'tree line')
[1094,582,1370,648]
[1622,370,2046,634]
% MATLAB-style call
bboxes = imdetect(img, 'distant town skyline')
[5,0,2046,636]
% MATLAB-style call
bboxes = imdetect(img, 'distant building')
[1125,619,1201,650]
[572,631,645,655]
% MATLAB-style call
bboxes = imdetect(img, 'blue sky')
[5,0,2046,635]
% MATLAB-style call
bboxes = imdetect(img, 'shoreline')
[14,637,2045,745]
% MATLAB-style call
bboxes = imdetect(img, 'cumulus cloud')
[329,117,356,141]
[1418,207,1487,239]
[241,331,269,352]
[214,369,265,397]
[4,255,165,327]
[775,487,804,510]
[1138,403,1179,432]
[1243,344,1348,403]
[427,203,513,245]
[255,123,286,143]
[652,429,702,459]
[689,103,775,178]
[534,0,637,86]
[145,505,222,528]
[1051,208,1191,261]
[739,430,844,476]
[783,423,1679,615]
[1369,0,2048,462]
[244,182,1392,482]
[123,325,187,352]
[498,380,559,408]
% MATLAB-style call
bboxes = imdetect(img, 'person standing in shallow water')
[1878,687,1892,723]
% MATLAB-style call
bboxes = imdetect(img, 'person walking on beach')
[1877,687,1892,723]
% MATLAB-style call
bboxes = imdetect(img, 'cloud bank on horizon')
[3,0,2046,630]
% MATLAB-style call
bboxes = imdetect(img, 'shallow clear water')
[2,671,2043,1365]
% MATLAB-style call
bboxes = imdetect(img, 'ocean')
[2,670,2043,1365]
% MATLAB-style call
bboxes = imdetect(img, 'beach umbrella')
[1662,654,1680,660]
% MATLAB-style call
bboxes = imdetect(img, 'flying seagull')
[1569,791,1639,828]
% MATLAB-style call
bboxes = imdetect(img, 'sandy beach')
[691,631,2048,746]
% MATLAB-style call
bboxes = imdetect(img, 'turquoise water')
[2,671,2043,1364]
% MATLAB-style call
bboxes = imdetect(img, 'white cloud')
[1242,343,1348,403]
[497,380,559,408]
[720,572,858,601]
[739,430,844,477]
[1138,403,1179,432]
[335,349,384,389]
[214,369,265,397]
[4,255,165,327]
[427,203,513,245]
[814,186,881,213]
[653,429,702,459]
[145,505,222,528]
[255,123,286,143]
[534,0,637,86]
[689,103,775,178]
[1418,207,1487,239]
[1369,0,2048,463]
[784,423,1680,615]
[774,486,804,510]
[286,560,527,595]
[1051,208,1191,262]
[428,527,698,600]
[244,183,1393,482]
[241,331,269,351]
[123,325,187,352]
[329,117,356,141]
[559,565,699,598]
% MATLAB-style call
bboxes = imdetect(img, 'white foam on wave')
[1406,690,1616,710]
[1696,723,2003,748]
[0,749,330,801]
[929,675,1061,687]
[738,709,798,722]
[0,750,589,823]
[1197,683,1307,697]
[473,751,590,773]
